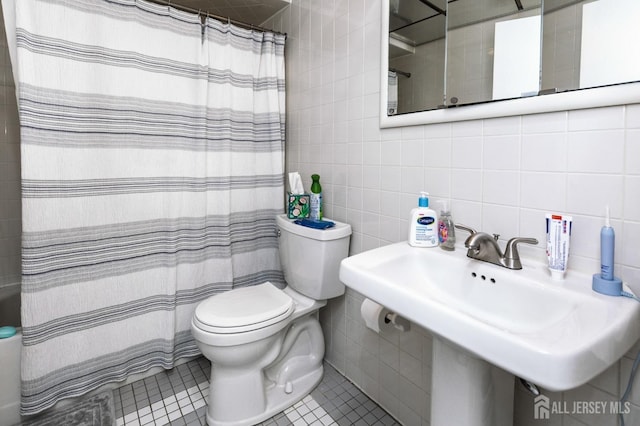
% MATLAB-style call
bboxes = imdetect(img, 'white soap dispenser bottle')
[408,192,438,247]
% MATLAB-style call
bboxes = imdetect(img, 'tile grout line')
[114,358,401,426]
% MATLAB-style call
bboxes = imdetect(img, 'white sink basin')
[340,242,640,392]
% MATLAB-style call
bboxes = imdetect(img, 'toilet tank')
[276,214,351,300]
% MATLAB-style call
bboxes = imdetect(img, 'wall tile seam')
[567,126,627,134]
[480,166,524,173]
[449,165,484,171]
[534,211,636,222]
[519,169,578,176]
[620,262,640,271]
[475,200,523,209]
[564,170,624,180]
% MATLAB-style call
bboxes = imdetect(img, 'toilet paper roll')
[360,298,388,333]
[361,298,408,333]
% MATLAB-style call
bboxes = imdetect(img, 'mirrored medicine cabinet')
[380,0,640,128]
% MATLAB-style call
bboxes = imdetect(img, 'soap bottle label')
[310,193,322,220]
[418,217,435,226]
[438,221,449,243]
[310,174,323,220]
[415,215,436,243]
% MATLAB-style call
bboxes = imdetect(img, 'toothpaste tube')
[546,214,573,280]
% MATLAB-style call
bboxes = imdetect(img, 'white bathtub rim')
[0,327,21,426]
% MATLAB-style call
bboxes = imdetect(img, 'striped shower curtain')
[4,0,286,415]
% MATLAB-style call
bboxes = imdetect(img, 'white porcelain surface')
[339,242,640,391]
[431,336,513,426]
[192,288,326,426]
[0,331,20,426]
[191,214,351,426]
[276,214,351,300]
[194,282,294,333]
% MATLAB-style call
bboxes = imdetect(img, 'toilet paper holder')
[361,298,410,333]
[383,312,410,332]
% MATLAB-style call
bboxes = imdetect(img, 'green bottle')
[310,174,323,220]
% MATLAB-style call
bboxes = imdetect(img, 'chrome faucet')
[455,224,538,270]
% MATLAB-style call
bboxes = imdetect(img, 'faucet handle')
[503,237,539,270]
[454,223,477,235]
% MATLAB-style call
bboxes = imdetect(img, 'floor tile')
[107,357,401,426]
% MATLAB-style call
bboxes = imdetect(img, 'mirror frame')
[380,0,640,128]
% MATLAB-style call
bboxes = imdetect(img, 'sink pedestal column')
[431,336,514,426]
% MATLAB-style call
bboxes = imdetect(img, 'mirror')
[381,0,640,128]
[446,0,542,107]
[388,0,446,114]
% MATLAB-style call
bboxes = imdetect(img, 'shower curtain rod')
[149,0,287,38]
[389,67,411,78]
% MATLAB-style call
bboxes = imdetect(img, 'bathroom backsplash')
[266,0,640,425]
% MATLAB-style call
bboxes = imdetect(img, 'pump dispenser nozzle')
[418,192,429,207]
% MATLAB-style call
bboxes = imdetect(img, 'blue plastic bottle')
[0,326,17,339]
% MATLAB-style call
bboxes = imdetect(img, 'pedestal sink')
[339,242,640,426]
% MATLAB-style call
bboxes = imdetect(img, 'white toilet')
[191,214,351,426]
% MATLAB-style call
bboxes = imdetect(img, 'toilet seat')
[193,282,294,334]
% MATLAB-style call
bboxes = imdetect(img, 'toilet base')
[206,364,323,426]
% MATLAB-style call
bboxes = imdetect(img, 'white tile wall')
[265,1,640,425]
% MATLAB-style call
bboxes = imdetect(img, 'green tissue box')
[287,193,310,219]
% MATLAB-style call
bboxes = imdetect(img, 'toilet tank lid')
[277,214,352,241]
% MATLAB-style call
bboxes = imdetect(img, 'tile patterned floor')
[114,357,400,426]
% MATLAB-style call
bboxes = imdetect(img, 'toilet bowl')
[191,215,351,426]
